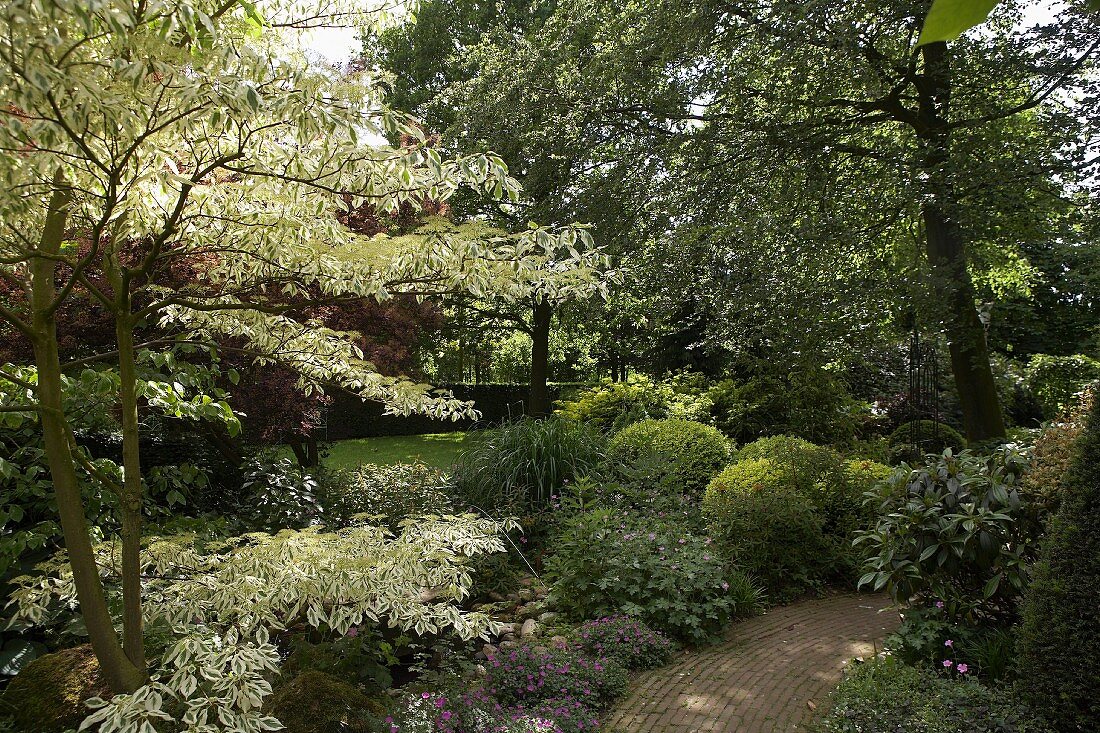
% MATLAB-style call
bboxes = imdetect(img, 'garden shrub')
[1021,385,1094,521]
[238,453,324,530]
[819,656,1052,733]
[606,418,731,494]
[703,462,835,598]
[1017,389,1100,731]
[266,670,384,733]
[0,644,111,733]
[323,462,453,530]
[885,604,1018,681]
[554,375,710,433]
[855,448,1038,623]
[706,438,877,585]
[484,642,628,710]
[452,417,605,514]
[571,617,676,671]
[546,507,760,643]
[886,420,966,462]
[705,369,862,446]
[1024,353,1100,418]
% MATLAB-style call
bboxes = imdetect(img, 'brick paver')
[605,594,897,733]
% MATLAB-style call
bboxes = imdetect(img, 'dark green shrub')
[1024,353,1100,418]
[887,420,966,462]
[322,462,453,530]
[819,657,1052,733]
[886,604,1018,681]
[546,507,761,643]
[705,369,862,446]
[856,448,1038,624]
[607,418,731,494]
[554,375,710,432]
[452,417,605,514]
[703,460,834,598]
[237,455,324,531]
[1017,390,1100,731]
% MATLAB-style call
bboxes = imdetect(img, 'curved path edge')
[605,593,898,733]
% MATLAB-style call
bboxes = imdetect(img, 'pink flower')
[944,639,953,648]
[956,663,969,674]
[943,659,953,668]
[935,601,945,609]
[346,626,359,638]
[422,692,431,699]
[441,711,452,721]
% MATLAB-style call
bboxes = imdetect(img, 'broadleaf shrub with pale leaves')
[6,515,514,733]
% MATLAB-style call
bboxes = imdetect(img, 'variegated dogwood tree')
[0,0,607,717]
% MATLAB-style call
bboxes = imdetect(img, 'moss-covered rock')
[265,670,384,733]
[0,644,110,733]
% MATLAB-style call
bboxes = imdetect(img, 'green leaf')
[983,573,1002,599]
[918,0,1001,46]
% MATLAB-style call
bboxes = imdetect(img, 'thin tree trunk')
[114,316,148,673]
[29,180,145,693]
[916,41,1006,442]
[528,300,552,417]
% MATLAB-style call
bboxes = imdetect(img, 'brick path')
[605,594,898,733]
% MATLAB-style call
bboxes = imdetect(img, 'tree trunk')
[915,41,1006,442]
[29,180,145,693]
[113,316,148,673]
[528,300,552,417]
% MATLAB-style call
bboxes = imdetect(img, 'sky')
[302,0,1067,63]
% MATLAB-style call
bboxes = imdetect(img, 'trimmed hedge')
[1017,387,1100,731]
[607,418,731,494]
[325,383,584,439]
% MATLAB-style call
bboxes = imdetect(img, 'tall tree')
[0,0,602,692]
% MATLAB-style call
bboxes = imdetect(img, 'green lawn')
[320,432,471,470]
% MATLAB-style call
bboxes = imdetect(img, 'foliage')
[323,462,453,530]
[819,656,1052,733]
[484,642,628,710]
[554,376,711,433]
[265,670,384,733]
[855,448,1040,623]
[703,461,834,598]
[570,617,676,672]
[606,418,731,494]
[7,515,513,732]
[452,417,605,513]
[0,644,112,733]
[545,506,760,643]
[282,626,400,693]
[705,370,863,446]
[885,604,1017,682]
[238,455,325,531]
[1021,386,1094,520]
[887,421,968,462]
[1017,387,1100,732]
[1024,354,1100,419]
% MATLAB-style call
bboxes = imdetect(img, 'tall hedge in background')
[1017,393,1100,731]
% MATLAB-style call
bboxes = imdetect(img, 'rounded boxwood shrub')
[607,418,731,494]
[734,436,870,547]
[1017,391,1100,731]
[703,460,834,599]
[887,420,966,461]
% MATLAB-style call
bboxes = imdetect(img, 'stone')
[550,635,569,647]
[538,611,559,623]
[0,644,110,733]
[488,592,506,602]
[481,643,497,659]
[520,619,538,638]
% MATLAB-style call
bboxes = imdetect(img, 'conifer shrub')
[1017,391,1100,731]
